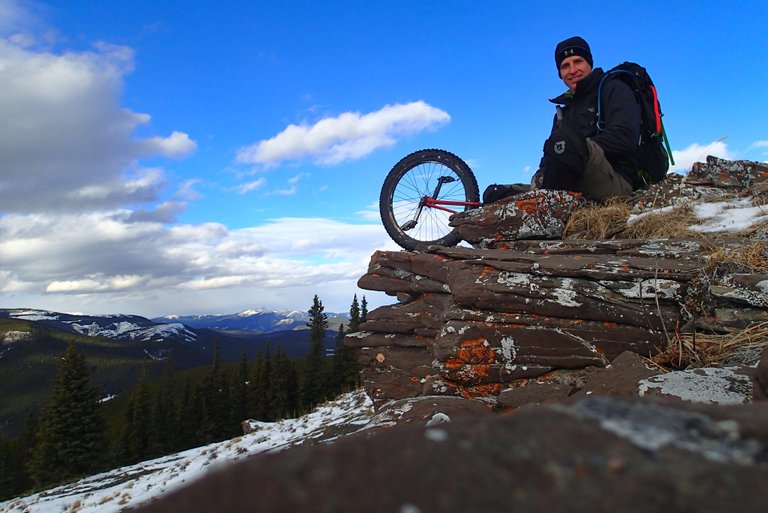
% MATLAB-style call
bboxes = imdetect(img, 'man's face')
[559,55,593,92]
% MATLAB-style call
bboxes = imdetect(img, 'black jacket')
[542,67,641,186]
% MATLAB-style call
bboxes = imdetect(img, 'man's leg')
[578,139,632,201]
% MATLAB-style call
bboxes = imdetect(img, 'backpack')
[596,62,674,189]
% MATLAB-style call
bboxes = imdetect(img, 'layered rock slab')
[351,235,768,406]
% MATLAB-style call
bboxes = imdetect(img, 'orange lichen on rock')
[514,198,539,215]
[452,338,497,365]
[441,338,499,384]
[458,382,504,399]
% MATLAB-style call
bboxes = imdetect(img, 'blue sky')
[1,0,766,317]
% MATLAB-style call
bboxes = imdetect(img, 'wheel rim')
[390,160,468,245]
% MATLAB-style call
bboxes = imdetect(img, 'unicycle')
[379,149,480,251]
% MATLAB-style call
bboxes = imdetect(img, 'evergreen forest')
[0,294,366,501]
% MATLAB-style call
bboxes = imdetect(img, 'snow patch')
[2,330,32,344]
[691,198,768,233]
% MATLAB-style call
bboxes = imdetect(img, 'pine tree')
[301,295,328,410]
[230,350,250,426]
[330,323,347,396]
[116,393,137,464]
[269,348,298,419]
[0,413,37,500]
[349,294,361,332]
[333,295,363,392]
[360,295,368,323]
[198,343,233,442]
[29,341,106,487]
[130,365,155,460]
[153,357,177,453]
[175,379,199,449]
[249,347,271,421]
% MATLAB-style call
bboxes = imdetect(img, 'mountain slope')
[0,391,374,513]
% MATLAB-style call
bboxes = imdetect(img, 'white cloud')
[670,138,732,172]
[0,0,42,36]
[0,3,399,317]
[355,201,380,221]
[236,101,450,167]
[750,140,768,149]
[0,211,398,316]
[141,131,197,159]
[234,178,267,194]
[0,32,195,213]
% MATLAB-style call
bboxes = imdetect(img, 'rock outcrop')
[133,157,768,513]
[347,156,768,408]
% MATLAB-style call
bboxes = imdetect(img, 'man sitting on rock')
[484,36,640,203]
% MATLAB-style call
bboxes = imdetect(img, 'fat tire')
[379,149,479,251]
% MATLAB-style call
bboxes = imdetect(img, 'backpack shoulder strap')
[595,65,637,134]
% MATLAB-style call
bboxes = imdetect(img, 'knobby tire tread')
[379,149,479,251]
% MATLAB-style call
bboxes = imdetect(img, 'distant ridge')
[153,308,349,333]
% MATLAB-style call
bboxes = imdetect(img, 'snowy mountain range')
[154,307,349,333]
[4,309,198,344]
[2,307,349,342]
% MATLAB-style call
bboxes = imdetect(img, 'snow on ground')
[0,390,374,513]
[627,196,768,234]
[691,198,768,233]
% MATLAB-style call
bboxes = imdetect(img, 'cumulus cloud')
[237,101,450,167]
[0,32,196,213]
[0,3,406,316]
[670,138,732,173]
[141,131,197,159]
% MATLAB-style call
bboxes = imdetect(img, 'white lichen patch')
[603,279,682,300]
[345,331,373,339]
[425,412,451,426]
[496,271,534,289]
[440,325,457,336]
[710,285,768,308]
[638,368,752,404]
[393,269,413,279]
[497,336,518,362]
[551,278,581,307]
[573,397,763,465]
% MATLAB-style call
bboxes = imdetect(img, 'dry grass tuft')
[650,322,768,369]
[704,240,768,273]
[564,199,631,238]
[564,201,706,240]
[621,204,701,239]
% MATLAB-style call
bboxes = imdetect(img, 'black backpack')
[597,62,674,188]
